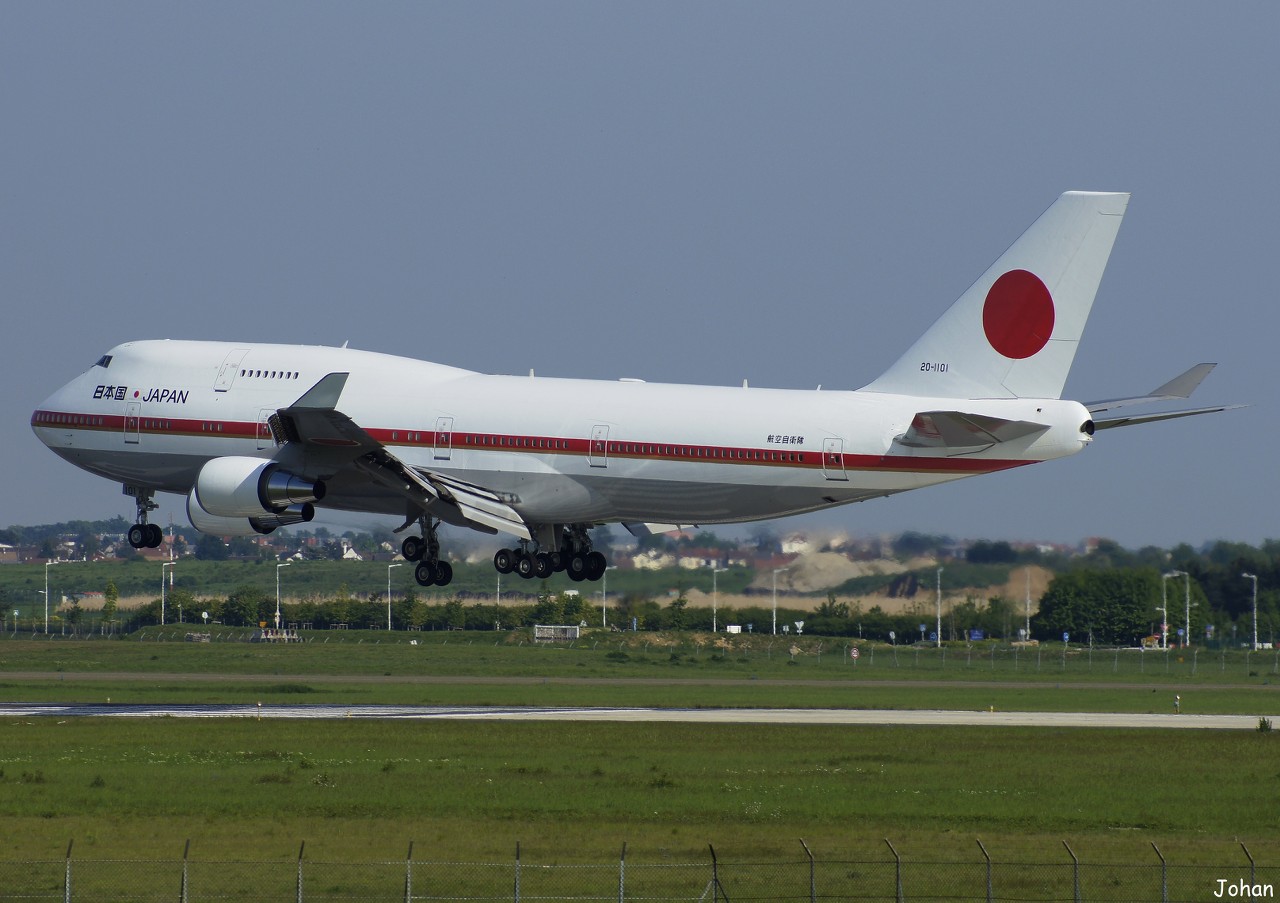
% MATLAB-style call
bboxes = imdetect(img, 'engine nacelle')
[194,456,325,518]
[186,488,315,536]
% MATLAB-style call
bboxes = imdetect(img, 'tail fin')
[861,191,1129,399]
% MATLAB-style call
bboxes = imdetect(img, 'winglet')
[290,372,350,410]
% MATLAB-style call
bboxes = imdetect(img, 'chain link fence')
[0,841,1274,902]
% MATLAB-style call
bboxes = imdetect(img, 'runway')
[1,702,1269,729]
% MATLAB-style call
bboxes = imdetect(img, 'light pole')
[772,567,790,635]
[1242,572,1258,651]
[1165,569,1192,648]
[1159,572,1175,649]
[161,561,175,626]
[601,566,617,628]
[936,567,944,647]
[709,564,728,633]
[275,561,292,630]
[44,560,57,634]
[1024,567,1032,640]
[387,562,403,631]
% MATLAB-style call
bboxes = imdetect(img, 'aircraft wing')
[272,373,532,540]
[898,411,1048,451]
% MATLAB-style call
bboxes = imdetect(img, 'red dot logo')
[982,269,1054,359]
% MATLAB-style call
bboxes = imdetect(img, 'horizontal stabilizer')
[899,411,1048,450]
[1086,363,1217,414]
[1092,404,1244,431]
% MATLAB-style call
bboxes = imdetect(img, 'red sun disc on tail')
[982,269,1054,359]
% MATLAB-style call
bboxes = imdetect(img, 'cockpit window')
[95,354,112,368]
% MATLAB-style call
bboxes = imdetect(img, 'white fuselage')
[32,339,1093,533]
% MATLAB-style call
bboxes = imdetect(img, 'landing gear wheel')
[566,553,588,582]
[128,524,147,549]
[515,554,536,579]
[414,561,438,586]
[534,552,553,579]
[494,548,515,574]
[146,524,164,548]
[548,551,564,572]
[433,560,453,586]
[585,551,608,581]
[402,536,425,561]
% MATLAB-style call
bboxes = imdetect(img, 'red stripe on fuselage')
[31,410,1038,476]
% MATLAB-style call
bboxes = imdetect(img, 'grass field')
[2,630,1279,867]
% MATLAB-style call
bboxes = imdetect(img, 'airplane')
[32,191,1236,588]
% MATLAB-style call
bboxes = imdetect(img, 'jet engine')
[193,456,325,518]
[187,488,314,536]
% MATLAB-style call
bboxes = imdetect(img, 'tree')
[194,534,230,561]
[1033,569,1167,645]
[102,581,119,635]
[222,586,266,627]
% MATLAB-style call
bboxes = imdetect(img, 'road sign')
[851,647,860,659]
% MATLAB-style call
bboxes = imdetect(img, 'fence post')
[64,839,73,903]
[977,839,991,903]
[1242,842,1256,901]
[404,841,414,903]
[800,839,815,903]
[709,844,720,903]
[884,839,903,903]
[1152,842,1167,903]
[514,842,521,903]
[296,841,305,903]
[618,842,626,903]
[1063,841,1079,903]
[181,838,190,903]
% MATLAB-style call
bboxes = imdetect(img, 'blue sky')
[3,2,1275,549]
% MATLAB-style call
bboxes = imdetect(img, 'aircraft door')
[124,402,141,445]
[214,349,250,392]
[256,409,275,450]
[588,425,610,467]
[822,437,847,481]
[434,417,454,461]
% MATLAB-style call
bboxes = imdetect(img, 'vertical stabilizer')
[861,191,1129,399]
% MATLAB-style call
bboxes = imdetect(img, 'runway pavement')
[1,702,1270,729]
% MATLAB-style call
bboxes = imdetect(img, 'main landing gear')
[401,518,454,587]
[493,526,609,582]
[124,485,164,549]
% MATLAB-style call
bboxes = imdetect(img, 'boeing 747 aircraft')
[32,192,1233,587]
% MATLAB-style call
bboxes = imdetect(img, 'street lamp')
[1159,572,1175,649]
[1165,569,1193,648]
[936,567,944,648]
[161,561,175,626]
[1242,572,1259,651]
[387,562,403,631]
[601,566,617,628]
[709,564,728,633]
[44,560,58,634]
[772,567,790,635]
[275,561,292,630]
